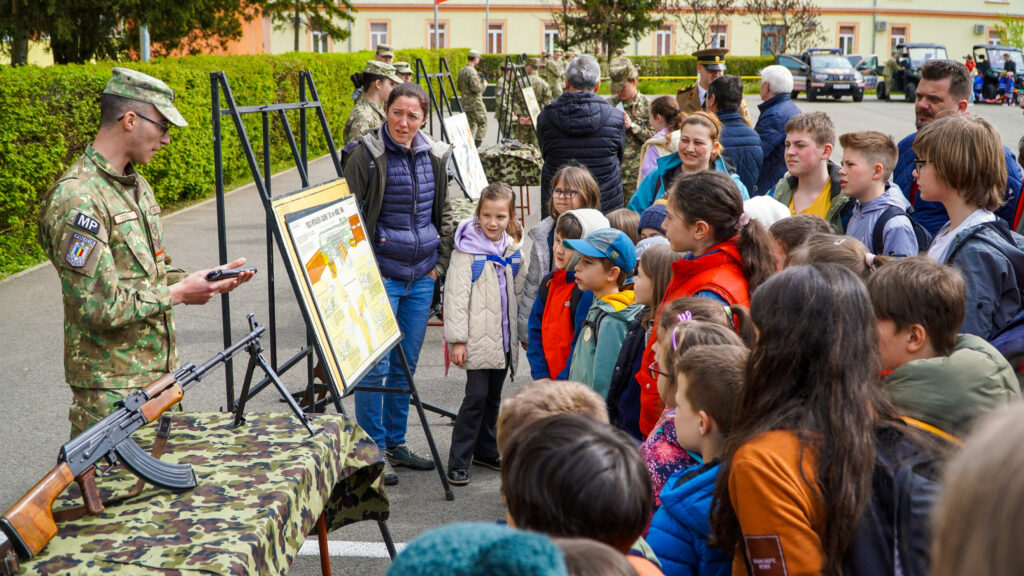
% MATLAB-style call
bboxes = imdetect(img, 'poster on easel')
[271,180,400,395]
[520,85,541,128]
[443,113,490,199]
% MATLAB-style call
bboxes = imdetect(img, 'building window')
[370,22,388,50]
[656,25,674,56]
[312,28,329,53]
[838,25,855,55]
[429,22,447,49]
[710,24,727,49]
[988,29,1001,45]
[890,26,907,52]
[544,23,560,53]
[488,23,504,54]
[761,25,784,56]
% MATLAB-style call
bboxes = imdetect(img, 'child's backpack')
[470,252,522,283]
[871,205,933,256]
[843,424,948,576]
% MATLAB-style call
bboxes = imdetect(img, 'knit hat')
[387,522,568,576]
[558,208,610,272]
[743,196,790,228]
[637,204,667,236]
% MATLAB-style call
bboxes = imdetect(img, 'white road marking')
[297,540,407,558]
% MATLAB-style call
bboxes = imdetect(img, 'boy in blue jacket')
[647,344,748,576]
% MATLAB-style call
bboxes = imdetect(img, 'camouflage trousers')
[465,108,488,144]
[620,152,642,203]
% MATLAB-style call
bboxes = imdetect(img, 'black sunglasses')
[119,111,170,135]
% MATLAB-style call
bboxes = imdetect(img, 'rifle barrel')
[179,325,265,393]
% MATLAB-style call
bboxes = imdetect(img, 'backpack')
[843,425,945,576]
[871,205,933,256]
[470,251,522,283]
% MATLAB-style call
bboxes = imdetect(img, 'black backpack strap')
[871,205,909,255]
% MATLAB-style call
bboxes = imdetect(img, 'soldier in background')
[458,49,488,146]
[344,61,402,144]
[608,60,653,196]
[375,44,394,65]
[678,47,751,125]
[512,57,553,147]
[544,49,566,99]
[496,64,514,137]
[610,48,630,69]
[37,68,253,437]
[394,61,413,82]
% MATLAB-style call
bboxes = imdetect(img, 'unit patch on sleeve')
[73,212,101,235]
[744,535,789,576]
[64,233,97,268]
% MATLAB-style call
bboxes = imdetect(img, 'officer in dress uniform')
[678,47,751,126]
[37,68,253,437]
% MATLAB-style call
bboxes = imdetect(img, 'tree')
[552,0,664,63]
[666,0,736,52]
[742,0,826,55]
[257,0,354,53]
[995,14,1023,49]
[0,0,58,66]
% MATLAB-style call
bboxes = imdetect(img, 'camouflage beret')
[609,62,638,93]
[103,67,187,127]
[363,60,403,84]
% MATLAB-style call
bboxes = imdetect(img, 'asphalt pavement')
[1,95,1022,576]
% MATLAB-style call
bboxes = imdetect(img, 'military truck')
[876,43,948,102]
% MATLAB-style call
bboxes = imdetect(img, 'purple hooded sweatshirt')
[454,218,511,352]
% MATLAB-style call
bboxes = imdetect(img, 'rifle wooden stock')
[2,463,74,557]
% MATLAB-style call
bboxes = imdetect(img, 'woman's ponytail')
[736,217,777,294]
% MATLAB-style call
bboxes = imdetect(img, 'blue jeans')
[355,275,436,450]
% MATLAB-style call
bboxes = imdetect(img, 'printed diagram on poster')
[520,85,541,128]
[271,180,400,394]
[443,113,490,199]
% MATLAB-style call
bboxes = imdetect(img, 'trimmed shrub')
[0,49,468,278]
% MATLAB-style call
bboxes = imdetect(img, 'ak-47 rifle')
[0,319,267,573]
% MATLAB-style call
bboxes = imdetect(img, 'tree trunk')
[11,30,29,66]
[294,4,300,52]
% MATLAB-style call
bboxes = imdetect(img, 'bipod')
[230,314,317,437]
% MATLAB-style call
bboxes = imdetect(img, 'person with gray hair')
[753,64,801,195]
[537,54,626,215]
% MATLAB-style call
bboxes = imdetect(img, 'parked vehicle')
[847,54,879,89]
[777,48,865,102]
[876,43,948,102]
[973,44,1022,104]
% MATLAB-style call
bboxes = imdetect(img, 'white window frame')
[838,26,855,55]
[370,22,388,51]
[544,24,560,54]
[890,26,907,52]
[710,24,728,50]
[429,22,447,49]
[312,29,330,53]
[656,26,674,56]
[488,23,504,54]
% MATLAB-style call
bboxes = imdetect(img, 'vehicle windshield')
[988,50,1024,72]
[810,55,854,70]
[906,47,947,67]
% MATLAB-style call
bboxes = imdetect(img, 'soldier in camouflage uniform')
[608,60,653,196]
[344,60,402,144]
[394,61,413,82]
[37,68,254,437]
[457,49,488,146]
[549,48,566,99]
[513,57,553,147]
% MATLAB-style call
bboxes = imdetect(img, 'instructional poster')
[521,85,541,129]
[285,195,400,389]
[443,113,490,199]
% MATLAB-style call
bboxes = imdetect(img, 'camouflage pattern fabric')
[511,74,551,148]
[343,95,386,145]
[18,411,389,575]
[450,198,478,225]
[457,64,488,143]
[479,144,543,187]
[104,67,187,128]
[608,92,653,197]
[37,145,188,436]
[542,58,565,100]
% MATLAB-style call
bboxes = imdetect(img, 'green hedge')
[0,49,468,278]
[476,53,775,82]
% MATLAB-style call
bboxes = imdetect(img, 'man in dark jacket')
[892,59,1022,234]
[753,65,801,195]
[537,54,626,215]
[708,75,763,192]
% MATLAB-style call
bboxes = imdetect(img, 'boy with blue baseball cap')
[564,228,644,398]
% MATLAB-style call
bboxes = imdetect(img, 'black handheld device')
[206,266,257,281]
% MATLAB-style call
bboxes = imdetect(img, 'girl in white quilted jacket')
[444,183,524,486]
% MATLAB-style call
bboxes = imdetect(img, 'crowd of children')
[387,81,1024,576]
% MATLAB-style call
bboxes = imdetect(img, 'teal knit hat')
[387,522,568,576]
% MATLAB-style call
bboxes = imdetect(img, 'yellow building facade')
[267,0,1022,61]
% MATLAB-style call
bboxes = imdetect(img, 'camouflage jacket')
[457,65,486,112]
[37,145,185,390]
[513,73,553,119]
[343,95,386,144]
[609,91,654,155]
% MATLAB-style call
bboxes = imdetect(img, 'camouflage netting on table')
[478,143,543,187]
[20,411,388,575]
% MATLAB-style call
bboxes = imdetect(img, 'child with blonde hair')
[496,380,609,456]
[444,183,524,486]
